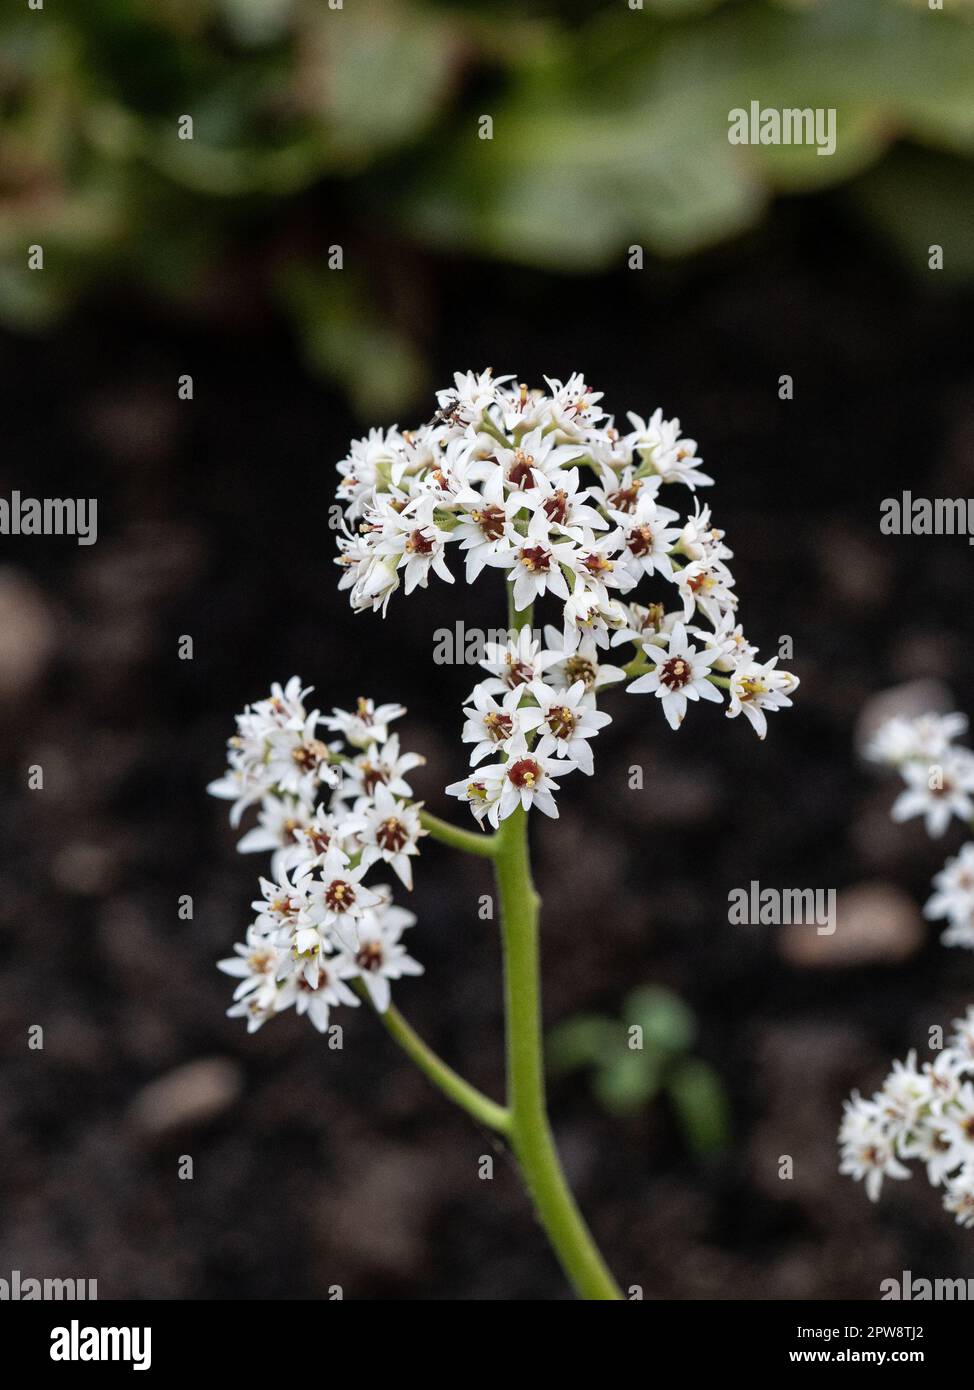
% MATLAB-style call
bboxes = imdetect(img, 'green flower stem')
[360,983,510,1135]
[419,808,499,858]
[494,803,622,1300]
[478,411,513,450]
[500,585,622,1299]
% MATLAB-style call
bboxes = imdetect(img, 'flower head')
[627,622,723,731]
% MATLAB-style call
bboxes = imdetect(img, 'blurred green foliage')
[2,0,973,410]
[548,985,731,1157]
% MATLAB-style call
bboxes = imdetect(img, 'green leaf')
[666,1057,731,1158]
[593,1048,661,1116]
[548,1014,620,1075]
[625,986,697,1055]
[275,261,426,417]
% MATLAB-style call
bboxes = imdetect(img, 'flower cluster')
[208,680,424,1031]
[838,1008,974,1228]
[865,709,974,945]
[842,707,974,1225]
[334,371,799,825]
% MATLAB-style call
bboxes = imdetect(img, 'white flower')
[560,583,629,650]
[373,497,455,595]
[263,711,338,799]
[543,373,607,436]
[487,507,573,612]
[462,683,543,765]
[725,656,799,741]
[279,951,361,1033]
[609,490,682,583]
[339,734,425,800]
[443,771,504,828]
[555,583,622,653]
[841,1033,974,1221]
[436,368,512,426]
[900,1115,966,1188]
[207,766,272,829]
[307,847,383,950]
[627,621,723,731]
[944,1165,974,1228]
[474,735,575,826]
[865,711,968,767]
[891,753,974,838]
[838,1093,911,1203]
[236,794,314,854]
[571,537,637,600]
[245,676,314,732]
[528,679,611,775]
[951,1008,974,1065]
[625,409,712,489]
[703,617,758,672]
[322,698,406,749]
[280,804,365,873]
[226,989,285,1034]
[251,869,315,934]
[336,427,408,518]
[590,465,658,517]
[876,1051,933,1133]
[452,470,521,582]
[940,917,974,950]
[923,1048,968,1109]
[477,628,559,695]
[358,784,426,889]
[610,601,676,650]
[220,925,291,1033]
[929,1082,974,1174]
[219,926,284,1006]
[519,467,608,542]
[676,501,732,566]
[339,540,401,617]
[924,843,974,925]
[675,556,737,628]
[207,678,325,823]
[542,625,626,700]
[493,427,584,490]
[352,900,423,1013]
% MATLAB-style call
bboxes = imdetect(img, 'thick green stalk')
[499,585,622,1299]
[494,804,622,1300]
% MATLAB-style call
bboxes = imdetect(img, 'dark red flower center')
[508,757,541,789]
[325,880,356,911]
[356,942,384,972]
[659,657,691,691]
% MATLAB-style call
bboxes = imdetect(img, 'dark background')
[2,0,974,1300]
